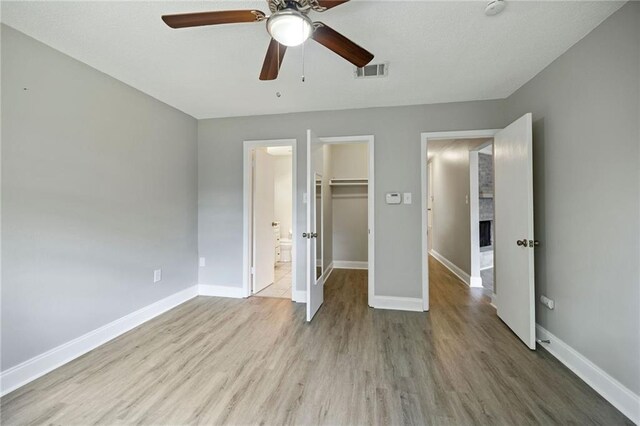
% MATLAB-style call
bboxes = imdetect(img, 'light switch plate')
[199,257,206,267]
[403,193,412,204]
[153,269,162,283]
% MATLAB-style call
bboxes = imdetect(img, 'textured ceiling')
[1,1,623,119]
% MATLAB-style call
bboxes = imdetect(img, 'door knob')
[302,232,309,238]
[311,233,318,238]
[516,239,528,247]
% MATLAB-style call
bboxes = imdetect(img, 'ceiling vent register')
[355,63,389,79]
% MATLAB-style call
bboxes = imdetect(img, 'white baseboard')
[197,284,244,298]
[333,260,368,270]
[430,250,472,286]
[292,289,306,303]
[536,325,639,424]
[372,295,424,312]
[0,285,199,397]
[322,261,334,282]
[490,293,497,308]
[469,275,483,288]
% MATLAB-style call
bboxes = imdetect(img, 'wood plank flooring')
[1,257,632,425]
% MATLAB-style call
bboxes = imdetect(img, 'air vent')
[355,63,389,79]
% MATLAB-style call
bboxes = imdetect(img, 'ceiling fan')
[161,0,375,81]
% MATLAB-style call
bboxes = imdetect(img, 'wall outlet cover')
[199,257,206,267]
[153,269,162,283]
[403,192,412,204]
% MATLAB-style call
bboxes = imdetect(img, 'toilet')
[280,238,292,262]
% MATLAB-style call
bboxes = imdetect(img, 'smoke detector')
[485,0,506,16]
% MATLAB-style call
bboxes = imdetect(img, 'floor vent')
[355,63,389,79]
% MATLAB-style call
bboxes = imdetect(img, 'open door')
[306,130,324,321]
[494,113,536,349]
[252,149,276,294]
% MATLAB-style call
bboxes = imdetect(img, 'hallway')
[1,262,631,425]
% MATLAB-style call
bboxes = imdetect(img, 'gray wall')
[505,2,639,394]
[430,139,486,275]
[330,143,368,263]
[1,25,198,370]
[198,100,504,297]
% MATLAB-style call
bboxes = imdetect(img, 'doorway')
[305,133,375,321]
[421,114,537,349]
[421,129,498,313]
[243,139,297,300]
[426,137,494,292]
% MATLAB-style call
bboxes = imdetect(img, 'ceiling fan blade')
[260,39,287,81]
[316,0,350,10]
[162,10,265,29]
[311,22,374,68]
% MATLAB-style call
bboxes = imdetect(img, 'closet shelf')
[330,178,368,187]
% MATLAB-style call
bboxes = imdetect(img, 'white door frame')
[319,135,375,307]
[243,138,297,300]
[421,130,498,311]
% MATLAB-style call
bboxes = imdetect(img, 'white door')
[494,113,536,349]
[252,149,276,294]
[306,130,324,321]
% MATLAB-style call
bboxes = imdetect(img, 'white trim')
[469,150,480,280]
[243,138,297,302]
[536,325,640,424]
[0,285,198,397]
[322,261,334,282]
[430,250,474,287]
[292,289,307,303]
[198,284,244,298]
[319,135,375,308]
[332,260,368,270]
[469,276,483,287]
[421,129,499,311]
[372,296,423,312]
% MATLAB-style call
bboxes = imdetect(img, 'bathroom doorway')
[242,139,297,300]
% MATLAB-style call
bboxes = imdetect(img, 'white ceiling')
[1,1,623,119]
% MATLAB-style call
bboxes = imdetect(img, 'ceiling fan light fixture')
[267,9,313,47]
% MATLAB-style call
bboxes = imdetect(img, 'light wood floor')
[1,257,632,425]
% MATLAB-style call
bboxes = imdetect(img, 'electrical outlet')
[540,295,554,310]
[199,257,206,267]
[403,192,412,205]
[153,269,162,283]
